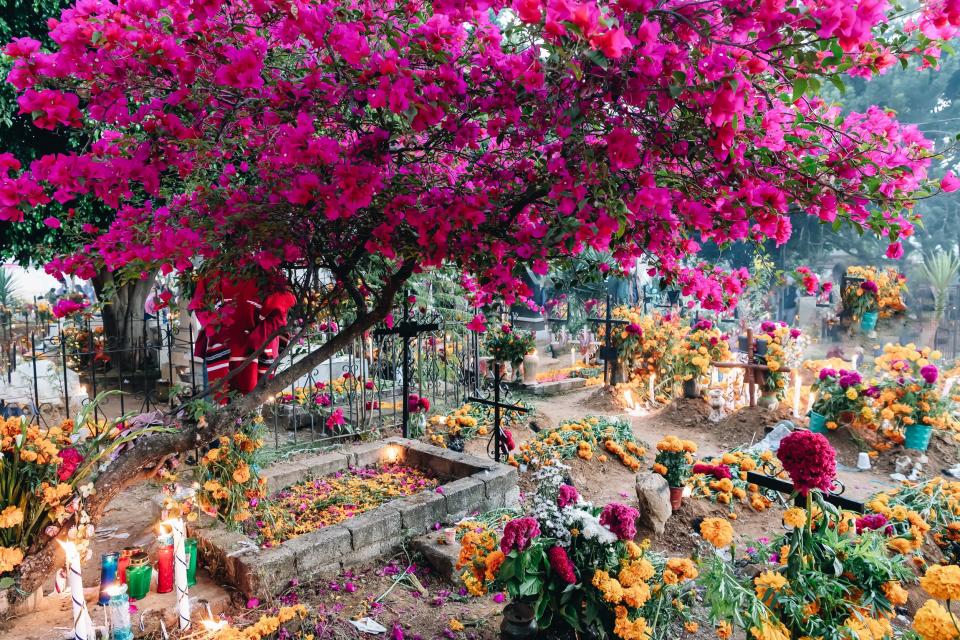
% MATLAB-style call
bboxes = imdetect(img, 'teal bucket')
[904,424,933,451]
[808,411,829,434]
[860,311,879,332]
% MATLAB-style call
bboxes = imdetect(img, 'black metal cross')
[467,362,528,463]
[745,471,865,512]
[588,294,630,385]
[374,293,438,437]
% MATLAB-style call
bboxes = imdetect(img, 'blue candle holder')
[98,552,119,606]
[107,584,133,640]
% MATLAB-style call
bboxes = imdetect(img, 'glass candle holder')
[98,552,119,606]
[117,546,140,585]
[125,553,151,601]
[107,585,133,640]
[156,543,174,594]
[185,538,198,587]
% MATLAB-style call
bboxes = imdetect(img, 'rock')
[635,472,672,536]
[410,532,462,585]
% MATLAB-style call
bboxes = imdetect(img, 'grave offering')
[193,438,518,597]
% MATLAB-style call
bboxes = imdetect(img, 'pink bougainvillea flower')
[466,314,487,333]
[941,171,960,193]
[43,216,61,228]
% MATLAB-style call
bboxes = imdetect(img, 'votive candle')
[106,585,133,640]
[98,552,119,606]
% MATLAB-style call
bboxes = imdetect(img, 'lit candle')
[156,525,174,594]
[570,346,575,368]
[106,585,133,640]
[98,552,119,606]
[60,541,95,640]
[792,372,801,419]
[167,518,191,631]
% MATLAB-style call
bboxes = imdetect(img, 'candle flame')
[202,619,228,632]
[105,584,125,597]
[57,539,78,557]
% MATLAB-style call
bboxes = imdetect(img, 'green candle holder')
[125,553,152,601]
[185,538,198,587]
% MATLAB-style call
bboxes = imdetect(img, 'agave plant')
[0,268,19,308]
[922,250,960,323]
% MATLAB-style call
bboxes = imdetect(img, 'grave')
[191,437,519,598]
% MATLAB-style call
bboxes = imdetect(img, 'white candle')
[570,346,575,368]
[792,372,801,418]
[648,374,655,403]
[944,377,956,398]
[60,541,94,640]
[851,353,859,371]
[167,518,191,631]
[806,391,817,415]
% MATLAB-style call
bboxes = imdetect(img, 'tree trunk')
[91,269,157,373]
[7,260,415,610]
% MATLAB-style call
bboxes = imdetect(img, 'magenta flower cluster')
[547,546,577,585]
[855,513,892,535]
[599,503,639,541]
[692,463,732,480]
[776,430,836,496]
[860,280,879,294]
[500,517,541,554]
[921,364,939,385]
[557,484,579,508]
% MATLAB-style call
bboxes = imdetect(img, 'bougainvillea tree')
[1,0,959,596]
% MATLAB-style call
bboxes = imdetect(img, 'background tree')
[1,0,958,599]
[0,0,155,368]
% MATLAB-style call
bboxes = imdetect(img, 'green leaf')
[792,78,807,102]
[829,75,846,94]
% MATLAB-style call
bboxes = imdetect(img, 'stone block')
[297,451,351,478]
[285,525,351,575]
[250,546,298,597]
[344,539,400,567]
[347,441,389,468]
[410,532,462,585]
[472,464,518,500]
[264,461,310,493]
[394,490,447,533]
[635,471,672,536]
[343,506,402,550]
[441,477,486,521]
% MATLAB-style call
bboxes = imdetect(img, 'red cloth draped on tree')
[191,272,296,403]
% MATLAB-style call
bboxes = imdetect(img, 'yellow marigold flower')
[0,546,24,573]
[754,571,788,601]
[913,599,958,640]
[846,388,858,400]
[700,517,733,548]
[749,619,790,640]
[0,506,24,529]
[448,619,464,632]
[888,538,913,555]
[684,621,699,633]
[783,507,806,529]
[921,564,960,601]
[716,621,733,639]
[883,581,909,606]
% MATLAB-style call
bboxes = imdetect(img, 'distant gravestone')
[0,358,88,415]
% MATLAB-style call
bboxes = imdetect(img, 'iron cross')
[588,294,629,385]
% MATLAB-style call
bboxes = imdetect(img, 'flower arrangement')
[842,278,880,320]
[459,464,695,638]
[688,450,780,514]
[485,324,536,365]
[865,477,960,566]
[253,463,438,545]
[700,432,913,640]
[609,308,686,390]
[197,415,267,527]
[809,367,870,429]
[206,604,310,640]
[674,319,731,382]
[754,322,804,400]
[845,266,908,319]
[426,401,529,451]
[508,416,645,471]
[652,435,697,488]
[0,393,167,583]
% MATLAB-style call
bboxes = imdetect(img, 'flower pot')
[682,379,700,399]
[757,390,779,411]
[838,410,856,426]
[860,311,879,332]
[808,411,828,434]
[669,486,684,511]
[522,352,539,384]
[904,424,933,451]
[500,601,538,640]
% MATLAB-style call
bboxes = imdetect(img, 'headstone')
[0,358,87,415]
[635,472,672,535]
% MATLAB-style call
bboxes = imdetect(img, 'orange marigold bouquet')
[0,392,169,583]
[845,266,908,319]
[196,414,267,527]
[653,435,697,488]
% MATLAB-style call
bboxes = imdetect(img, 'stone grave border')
[191,437,519,597]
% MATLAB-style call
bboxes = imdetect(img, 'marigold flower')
[700,517,733,548]
[921,564,960,601]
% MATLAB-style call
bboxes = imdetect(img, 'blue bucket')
[808,411,829,434]
[860,311,879,332]
[904,424,933,451]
